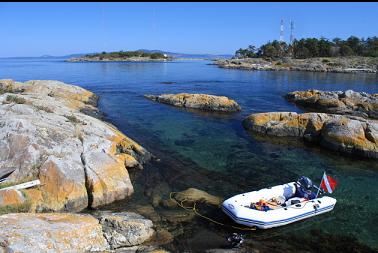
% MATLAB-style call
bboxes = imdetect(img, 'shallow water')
[1,58,378,252]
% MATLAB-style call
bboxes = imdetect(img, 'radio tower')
[279,19,284,42]
[290,20,295,44]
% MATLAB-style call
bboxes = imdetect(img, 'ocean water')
[1,58,378,252]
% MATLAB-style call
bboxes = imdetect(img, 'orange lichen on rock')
[243,112,378,159]
[0,189,26,206]
[0,79,150,212]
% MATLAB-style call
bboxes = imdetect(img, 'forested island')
[215,36,378,73]
[68,50,172,62]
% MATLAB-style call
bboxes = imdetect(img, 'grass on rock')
[5,95,26,104]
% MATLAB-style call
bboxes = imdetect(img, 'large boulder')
[96,211,154,249]
[243,112,378,159]
[0,213,109,252]
[145,93,241,112]
[285,89,378,119]
[0,80,151,212]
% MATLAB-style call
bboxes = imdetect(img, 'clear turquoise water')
[1,58,378,252]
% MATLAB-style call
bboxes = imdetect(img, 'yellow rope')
[169,192,256,231]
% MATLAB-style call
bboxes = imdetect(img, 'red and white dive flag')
[320,172,337,193]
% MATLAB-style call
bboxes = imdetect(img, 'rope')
[169,192,256,231]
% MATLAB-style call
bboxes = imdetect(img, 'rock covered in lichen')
[145,93,241,112]
[0,213,109,252]
[242,112,378,159]
[285,89,378,119]
[0,79,151,212]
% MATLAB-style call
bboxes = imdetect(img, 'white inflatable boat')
[222,181,336,229]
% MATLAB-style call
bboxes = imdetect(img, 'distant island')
[67,50,172,62]
[215,36,378,73]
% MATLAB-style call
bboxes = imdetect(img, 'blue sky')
[1,2,378,57]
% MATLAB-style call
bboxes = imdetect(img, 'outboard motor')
[297,176,313,190]
[295,176,316,200]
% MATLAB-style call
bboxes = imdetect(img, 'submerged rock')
[285,89,378,119]
[0,79,151,212]
[172,188,223,206]
[0,213,109,252]
[96,211,154,249]
[242,112,378,159]
[145,93,241,112]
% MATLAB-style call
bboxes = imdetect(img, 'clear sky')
[1,2,378,57]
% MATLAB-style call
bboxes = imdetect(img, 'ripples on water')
[1,58,378,252]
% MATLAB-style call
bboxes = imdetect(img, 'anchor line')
[169,192,256,231]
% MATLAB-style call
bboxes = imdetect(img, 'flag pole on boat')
[315,172,325,198]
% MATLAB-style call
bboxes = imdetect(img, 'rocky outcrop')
[285,89,378,119]
[96,211,154,249]
[0,79,151,212]
[242,112,378,159]
[215,57,378,73]
[145,93,241,112]
[0,213,109,252]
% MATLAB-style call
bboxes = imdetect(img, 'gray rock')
[96,211,154,249]
[0,213,109,252]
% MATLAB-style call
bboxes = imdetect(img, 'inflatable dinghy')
[222,178,336,229]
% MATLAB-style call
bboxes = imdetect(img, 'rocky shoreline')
[215,57,378,73]
[145,93,241,112]
[0,79,166,252]
[0,79,151,213]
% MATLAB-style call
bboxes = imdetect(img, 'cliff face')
[0,79,151,212]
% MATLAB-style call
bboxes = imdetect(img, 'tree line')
[235,36,378,59]
[86,50,167,59]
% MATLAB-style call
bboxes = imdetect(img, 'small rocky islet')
[242,89,378,159]
[285,89,378,119]
[243,112,377,159]
[145,93,241,112]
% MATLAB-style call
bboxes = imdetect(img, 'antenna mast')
[279,19,284,42]
[290,20,295,44]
